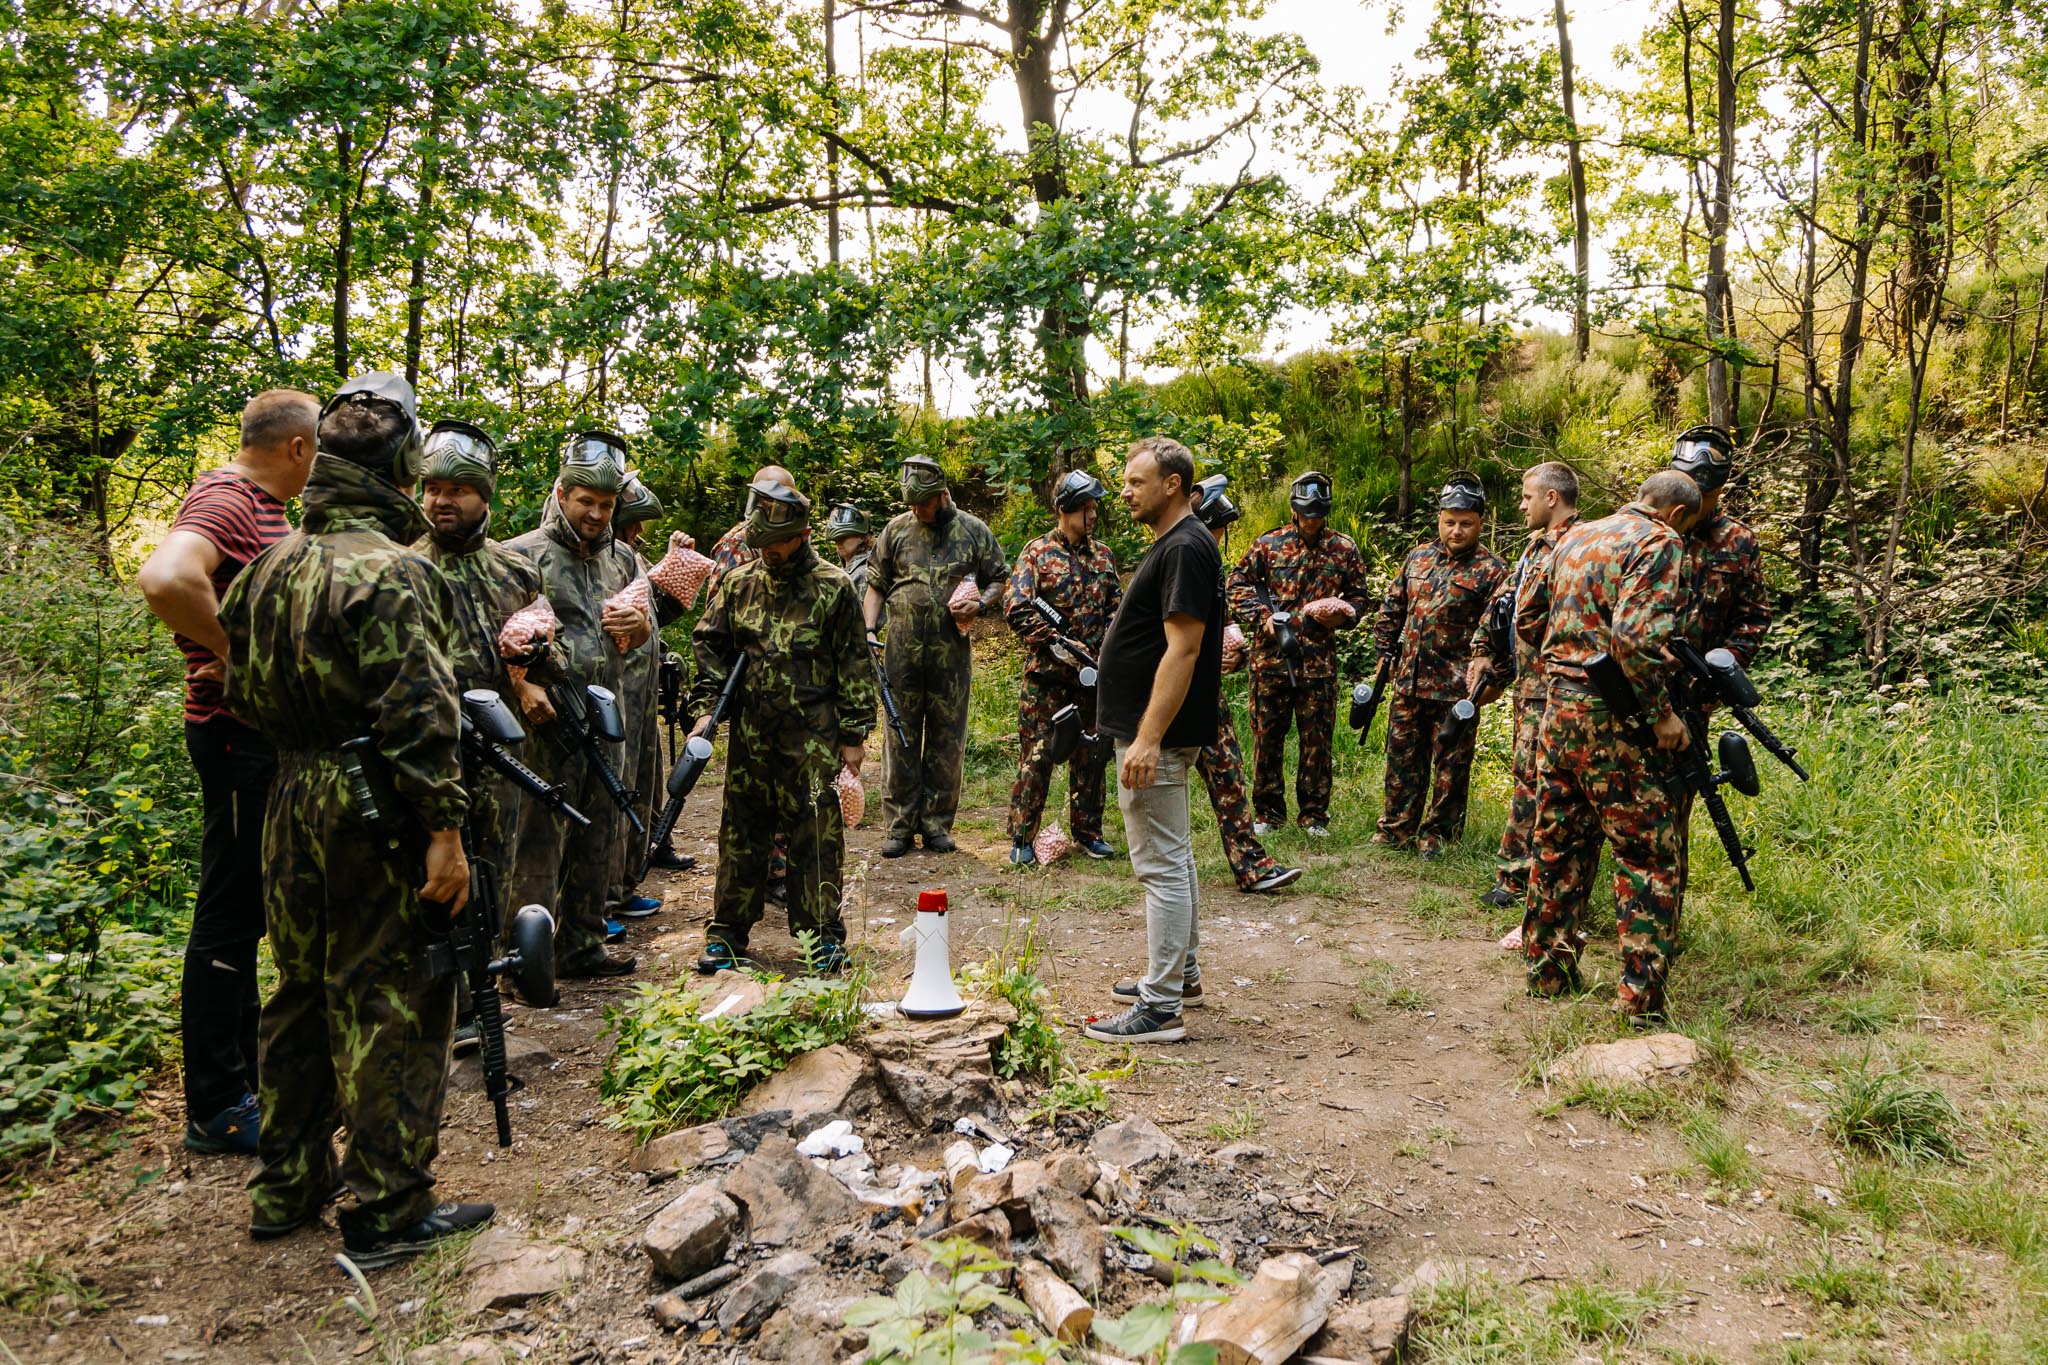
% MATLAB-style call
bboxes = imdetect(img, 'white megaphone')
[899,888,965,1020]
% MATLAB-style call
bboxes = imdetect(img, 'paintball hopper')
[1436,698,1479,744]
[1718,731,1761,797]
[1703,647,1761,706]
[503,904,558,1008]
[1349,681,1376,731]
[585,684,626,744]
[1047,703,1083,765]
[900,888,966,1020]
[463,688,525,746]
[669,735,715,801]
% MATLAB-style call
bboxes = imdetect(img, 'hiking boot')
[250,1179,347,1242]
[560,946,635,978]
[1111,978,1203,1008]
[1370,832,1415,853]
[1078,837,1117,860]
[184,1093,261,1156]
[450,1019,480,1057]
[1480,884,1518,908]
[617,894,661,919]
[696,940,744,975]
[1303,823,1330,839]
[1244,866,1303,894]
[881,837,912,859]
[342,1202,496,1271]
[1010,842,1037,867]
[1418,840,1444,862]
[922,832,957,854]
[1083,1003,1185,1044]
[648,843,696,871]
[807,939,850,975]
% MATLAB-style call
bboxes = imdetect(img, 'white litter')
[977,1143,1014,1173]
[700,991,748,1021]
[797,1119,865,1158]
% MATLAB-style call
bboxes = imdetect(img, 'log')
[943,1139,980,1188]
[1191,1252,1347,1365]
[1016,1258,1093,1344]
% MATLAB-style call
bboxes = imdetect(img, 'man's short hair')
[319,397,408,467]
[1127,436,1195,497]
[1638,470,1701,514]
[1527,460,1579,505]
[241,390,319,452]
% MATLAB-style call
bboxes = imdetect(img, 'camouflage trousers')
[1376,692,1480,853]
[250,754,454,1241]
[711,736,845,950]
[510,723,619,964]
[1523,693,1684,1015]
[1007,672,1108,844]
[1247,669,1338,827]
[1491,689,1547,894]
[608,694,666,900]
[1195,709,1282,890]
[881,628,972,840]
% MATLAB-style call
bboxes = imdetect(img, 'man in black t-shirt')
[1087,437,1223,1044]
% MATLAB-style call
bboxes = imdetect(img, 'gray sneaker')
[1112,978,1203,1008]
[1084,1004,1185,1044]
[1245,866,1303,894]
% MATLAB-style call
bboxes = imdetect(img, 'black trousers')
[182,717,275,1121]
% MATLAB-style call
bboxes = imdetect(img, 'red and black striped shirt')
[170,468,290,724]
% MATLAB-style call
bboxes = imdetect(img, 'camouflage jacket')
[705,520,756,601]
[1520,503,1686,723]
[414,515,545,698]
[503,498,640,693]
[1373,539,1508,703]
[220,454,466,830]
[842,549,873,602]
[1472,512,1580,701]
[870,504,1009,645]
[1683,509,1771,667]
[1226,524,1374,680]
[691,543,876,757]
[1004,531,1121,677]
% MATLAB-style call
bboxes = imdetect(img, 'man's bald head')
[1638,470,1702,532]
[754,464,795,491]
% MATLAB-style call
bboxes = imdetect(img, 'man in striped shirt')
[140,389,319,1156]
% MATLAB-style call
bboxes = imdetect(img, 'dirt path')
[3,784,1836,1363]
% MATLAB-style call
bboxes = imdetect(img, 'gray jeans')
[1115,743,1202,1009]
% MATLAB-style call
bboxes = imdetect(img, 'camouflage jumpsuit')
[869,506,1009,841]
[1372,539,1507,853]
[1197,670,1287,891]
[1004,530,1120,844]
[220,454,467,1242]
[1517,504,1689,1014]
[704,520,788,882]
[843,548,873,602]
[607,546,679,901]
[1226,524,1373,828]
[692,543,876,950]
[503,499,640,963]
[1469,514,1578,894]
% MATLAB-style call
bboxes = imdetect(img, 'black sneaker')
[922,832,957,854]
[765,876,789,906]
[1244,866,1303,894]
[696,940,744,975]
[1111,978,1203,1008]
[648,844,696,871]
[450,1019,481,1057]
[342,1202,495,1271]
[1084,1004,1185,1044]
[184,1093,261,1156]
[1480,884,1518,908]
[1078,837,1117,860]
[880,837,912,859]
[559,946,636,978]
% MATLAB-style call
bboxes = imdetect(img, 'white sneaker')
[1253,821,1272,836]
[1304,824,1330,838]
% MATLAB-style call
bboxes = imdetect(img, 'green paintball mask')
[900,456,948,505]
[744,479,812,548]
[419,419,498,498]
[615,474,664,527]
[825,503,872,541]
[559,430,629,493]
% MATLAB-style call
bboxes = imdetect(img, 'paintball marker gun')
[1026,596,1101,764]
[424,689,577,1147]
[1437,594,1516,745]
[1584,653,1761,892]
[1025,594,1100,682]
[658,652,686,764]
[1255,585,1304,689]
[1671,640,1808,782]
[546,680,645,839]
[640,653,751,881]
[867,636,914,755]
[1350,656,1393,740]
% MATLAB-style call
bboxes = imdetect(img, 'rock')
[651,1293,696,1332]
[878,1057,998,1128]
[448,1033,553,1090]
[407,1339,506,1365]
[1088,1116,1182,1169]
[716,1251,818,1335]
[690,974,773,1021]
[738,1045,873,1137]
[880,1244,934,1287]
[863,996,1017,1069]
[934,1209,1013,1257]
[459,1230,587,1313]
[754,1292,865,1365]
[1551,1032,1699,1086]
[1216,1143,1270,1166]
[1044,1152,1099,1196]
[947,1169,1013,1224]
[1193,1252,1349,1365]
[1306,1295,1416,1365]
[722,1134,860,1245]
[1022,1188,1104,1298]
[643,1184,739,1281]
[632,1124,732,1176]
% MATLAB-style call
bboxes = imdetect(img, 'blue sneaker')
[617,894,661,919]
[1010,842,1037,866]
[1079,837,1118,860]
[185,1093,261,1156]
[605,918,626,943]
[696,940,743,975]
[807,939,850,975]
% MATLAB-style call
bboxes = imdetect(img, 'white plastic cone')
[900,888,965,1020]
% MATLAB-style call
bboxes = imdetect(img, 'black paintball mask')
[1437,471,1487,513]
[1053,469,1106,514]
[1670,425,1736,492]
[1289,470,1333,519]
[321,372,425,481]
[1193,474,1242,532]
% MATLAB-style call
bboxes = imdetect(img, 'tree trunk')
[1893,0,1946,331]
[1554,0,1591,361]
[1701,0,1738,430]
[333,125,353,380]
[404,179,432,388]
[824,0,840,265]
[1397,355,1416,521]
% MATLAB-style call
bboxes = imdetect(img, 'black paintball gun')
[1349,656,1393,740]
[1255,585,1304,689]
[1026,596,1101,764]
[1437,592,1515,745]
[1025,594,1101,679]
[1584,652,1761,892]
[545,679,644,838]
[867,636,914,755]
[1671,640,1809,782]
[640,653,750,881]
[658,652,686,765]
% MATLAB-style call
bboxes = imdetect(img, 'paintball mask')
[419,419,498,498]
[744,479,812,548]
[321,372,425,481]
[1437,471,1488,512]
[559,430,629,493]
[825,503,872,542]
[1193,474,1242,532]
[615,475,664,528]
[900,456,948,505]
[1289,470,1333,519]
[1670,424,1736,492]
[1053,469,1107,513]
